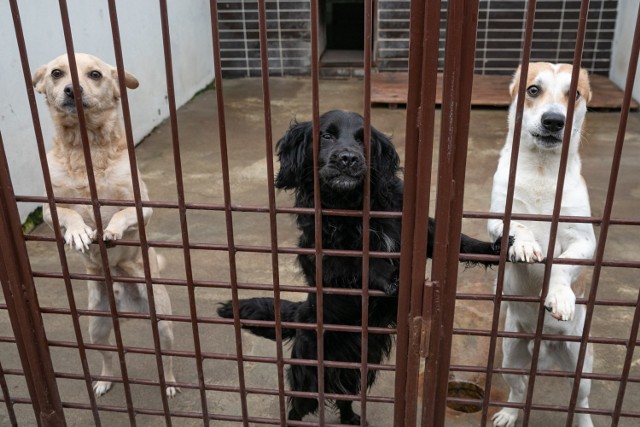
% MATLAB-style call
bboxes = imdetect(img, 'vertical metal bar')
[480,1,537,424]
[309,0,326,424]
[427,1,480,425]
[578,5,640,426]
[412,0,443,424]
[208,1,250,424]
[114,0,190,425]
[359,0,373,424]
[0,359,18,426]
[256,0,287,424]
[522,1,590,425]
[56,1,137,423]
[0,131,66,427]
[8,0,101,424]
[155,0,213,422]
[393,0,426,424]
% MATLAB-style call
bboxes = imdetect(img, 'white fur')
[488,63,596,427]
[35,53,178,398]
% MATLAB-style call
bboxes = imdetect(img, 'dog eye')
[51,69,64,79]
[321,133,333,141]
[88,70,102,80]
[526,85,540,97]
[576,91,581,100]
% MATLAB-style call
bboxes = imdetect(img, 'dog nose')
[541,112,565,132]
[339,151,359,168]
[63,84,83,99]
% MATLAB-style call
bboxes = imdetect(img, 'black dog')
[218,110,503,424]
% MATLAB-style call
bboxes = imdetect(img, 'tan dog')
[34,53,178,398]
[488,63,596,426]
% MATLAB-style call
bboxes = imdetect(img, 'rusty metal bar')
[108,1,175,422]
[309,0,326,424]
[393,0,428,423]
[480,0,537,423]
[413,0,444,424]
[57,0,139,423]
[16,193,640,225]
[0,131,66,427]
[599,4,640,426]
[22,232,640,268]
[8,0,101,424]
[451,364,640,383]
[209,0,250,424]
[521,1,591,425]
[359,0,374,424]
[2,394,638,425]
[256,0,287,424]
[427,1,480,425]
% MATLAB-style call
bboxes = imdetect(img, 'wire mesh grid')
[0,0,639,426]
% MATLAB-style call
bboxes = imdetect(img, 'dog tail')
[217,297,301,340]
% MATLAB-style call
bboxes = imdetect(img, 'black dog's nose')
[63,84,83,99]
[541,112,565,132]
[339,151,359,168]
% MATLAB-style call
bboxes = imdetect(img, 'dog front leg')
[102,206,152,241]
[545,228,595,321]
[43,203,94,252]
[488,218,542,263]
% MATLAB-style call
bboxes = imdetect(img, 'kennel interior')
[1,0,640,426]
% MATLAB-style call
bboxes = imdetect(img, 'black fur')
[218,110,502,424]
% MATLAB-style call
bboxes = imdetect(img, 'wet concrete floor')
[1,77,639,426]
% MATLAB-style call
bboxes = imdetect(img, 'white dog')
[488,63,596,427]
[34,53,178,398]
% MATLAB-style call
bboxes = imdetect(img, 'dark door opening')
[321,0,370,67]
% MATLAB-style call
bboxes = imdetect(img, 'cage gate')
[2,0,640,426]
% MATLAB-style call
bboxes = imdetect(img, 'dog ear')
[110,68,140,98]
[370,127,400,180]
[275,120,312,190]
[32,65,48,94]
[578,68,592,104]
[509,65,522,99]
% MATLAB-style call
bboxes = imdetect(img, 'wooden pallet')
[371,72,639,110]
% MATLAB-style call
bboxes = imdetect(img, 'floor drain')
[446,380,485,413]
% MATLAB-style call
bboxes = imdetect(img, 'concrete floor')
[1,77,640,426]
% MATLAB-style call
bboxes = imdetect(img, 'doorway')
[320,0,370,67]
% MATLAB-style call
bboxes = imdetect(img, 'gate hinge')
[420,280,439,358]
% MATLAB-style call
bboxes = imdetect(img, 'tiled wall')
[217,1,311,77]
[217,0,617,77]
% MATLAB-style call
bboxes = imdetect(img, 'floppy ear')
[578,68,592,104]
[110,68,139,98]
[274,120,312,190]
[32,65,48,94]
[509,65,522,100]
[370,127,400,181]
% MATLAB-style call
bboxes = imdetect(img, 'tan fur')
[509,62,592,107]
[37,53,178,398]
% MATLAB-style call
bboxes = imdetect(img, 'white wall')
[610,0,640,104]
[0,0,214,221]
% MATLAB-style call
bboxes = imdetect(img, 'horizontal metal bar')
[449,364,640,383]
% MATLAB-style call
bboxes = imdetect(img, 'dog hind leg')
[559,341,594,427]
[287,363,318,422]
[158,316,179,397]
[493,307,531,427]
[337,400,361,425]
[88,279,115,396]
